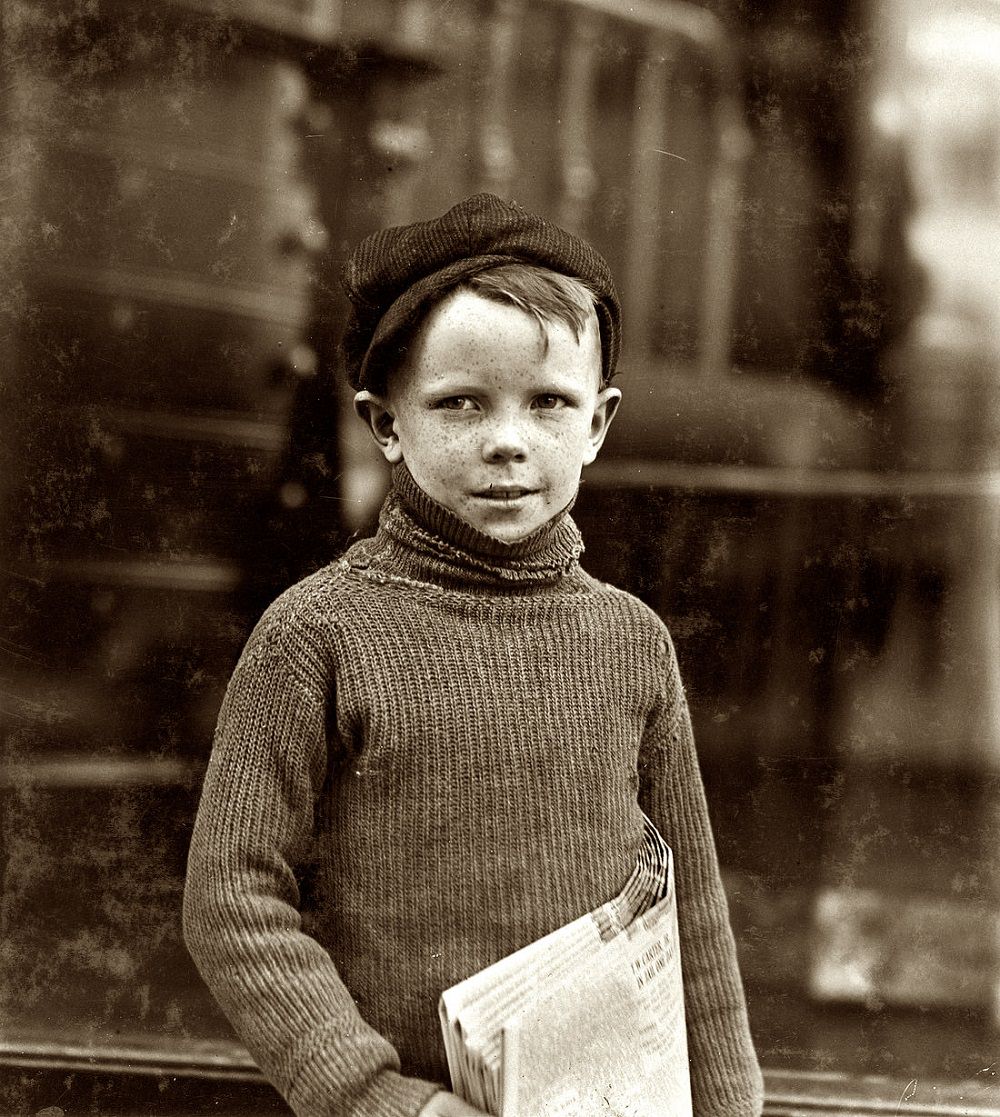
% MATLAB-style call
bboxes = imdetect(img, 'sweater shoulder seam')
[241,565,350,701]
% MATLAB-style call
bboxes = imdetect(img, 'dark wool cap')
[341,193,621,393]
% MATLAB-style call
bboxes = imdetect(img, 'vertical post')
[697,78,751,379]
[476,0,523,197]
[556,9,601,235]
[622,31,674,361]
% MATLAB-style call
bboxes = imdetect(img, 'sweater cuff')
[691,1046,764,1117]
[356,1070,442,1117]
[288,1063,441,1117]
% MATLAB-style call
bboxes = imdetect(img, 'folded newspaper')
[438,818,693,1117]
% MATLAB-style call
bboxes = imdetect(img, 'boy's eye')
[534,394,567,410]
[437,396,476,411]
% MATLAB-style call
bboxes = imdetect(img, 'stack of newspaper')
[438,820,693,1117]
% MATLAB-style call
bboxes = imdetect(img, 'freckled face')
[374,289,619,543]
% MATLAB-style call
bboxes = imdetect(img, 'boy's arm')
[638,632,765,1117]
[182,613,441,1117]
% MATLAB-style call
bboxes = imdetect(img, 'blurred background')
[3,0,1000,1113]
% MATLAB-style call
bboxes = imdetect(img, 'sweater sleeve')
[182,601,441,1117]
[638,629,764,1117]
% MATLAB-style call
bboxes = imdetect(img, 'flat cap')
[341,193,621,393]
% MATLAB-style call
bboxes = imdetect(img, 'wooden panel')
[1,783,208,1040]
[0,0,450,1092]
[0,1,329,1078]
[15,408,288,558]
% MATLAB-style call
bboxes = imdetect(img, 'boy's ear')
[354,391,403,464]
[582,386,622,465]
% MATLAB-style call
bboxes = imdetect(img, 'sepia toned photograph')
[2,0,1000,1114]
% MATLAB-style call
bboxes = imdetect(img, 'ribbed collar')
[365,464,584,589]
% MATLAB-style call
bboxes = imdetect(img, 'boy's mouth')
[473,486,537,502]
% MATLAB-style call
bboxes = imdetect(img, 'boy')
[184,193,763,1117]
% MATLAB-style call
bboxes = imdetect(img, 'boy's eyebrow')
[410,378,488,396]
[412,379,589,399]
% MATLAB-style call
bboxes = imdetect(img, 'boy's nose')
[481,414,528,462]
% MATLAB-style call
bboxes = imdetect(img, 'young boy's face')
[355,288,621,543]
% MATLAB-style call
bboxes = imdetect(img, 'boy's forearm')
[641,652,764,1117]
[183,868,439,1117]
[674,877,764,1117]
[184,631,441,1117]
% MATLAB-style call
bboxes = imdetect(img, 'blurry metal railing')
[468,0,751,379]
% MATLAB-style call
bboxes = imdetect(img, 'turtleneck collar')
[360,464,584,590]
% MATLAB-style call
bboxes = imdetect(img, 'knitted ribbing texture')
[183,466,763,1117]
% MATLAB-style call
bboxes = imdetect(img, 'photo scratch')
[896,1078,917,1114]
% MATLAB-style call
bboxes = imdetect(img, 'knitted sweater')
[183,465,763,1117]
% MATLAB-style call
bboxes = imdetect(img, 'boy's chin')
[474,520,544,544]
[459,496,571,544]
